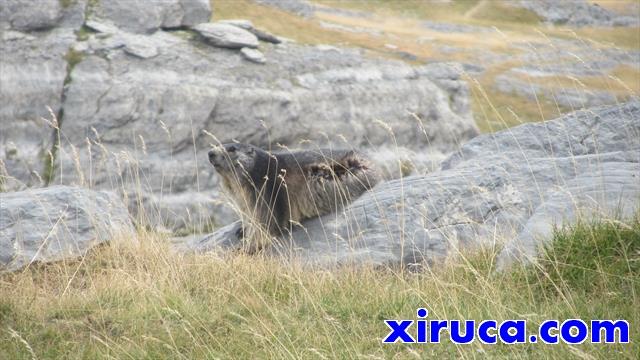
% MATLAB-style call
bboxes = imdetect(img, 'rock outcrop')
[193,22,259,48]
[0,186,135,272]
[92,0,212,34]
[189,101,640,269]
[515,0,640,27]
[0,0,478,234]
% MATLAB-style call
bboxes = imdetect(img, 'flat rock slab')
[91,0,211,34]
[193,22,259,49]
[219,19,281,44]
[241,47,266,63]
[186,101,640,269]
[0,186,135,272]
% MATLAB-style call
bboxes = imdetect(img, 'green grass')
[1,215,638,358]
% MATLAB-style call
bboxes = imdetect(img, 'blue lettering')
[383,320,415,343]
[499,320,526,344]
[416,308,428,343]
[478,320,497,344]
[591,320,629,343]
[450,320,475,344]
[540,320,558,344]
[561,319,588,344]
[429,320,448,343]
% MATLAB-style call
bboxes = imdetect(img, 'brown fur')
[208,143,380,252]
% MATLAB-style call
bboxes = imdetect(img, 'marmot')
[208,143,380,252]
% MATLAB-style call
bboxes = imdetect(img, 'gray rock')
[190,101,640,269]
[3,11,476,234]
[0,186,135,272]
[50,27,476,233]
[0,28,77,190]
[241,47,266,64]
[253,0,316,17]
[0,0,62,31]
[91,0,211,34]
[422,20,492,33]
[494,73,619,109]
[0,0,87,31]
[193,22,259,49]
[219,19,281,44]
[515,0,639,27]
[85,19,120,34]
[124,38,159,59]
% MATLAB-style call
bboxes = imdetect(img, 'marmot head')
[208,143,260,175]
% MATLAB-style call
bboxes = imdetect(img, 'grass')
[1,215,638,358]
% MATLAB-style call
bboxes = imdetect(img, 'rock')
[0,28,77,190]
[2,7,476,234]
[253,0,316,17]
[190,101,640,269]
[0,0,88,191]
[240,47,266,64]
[494,73,619,109]
[0,186,135,272]
[124,38,159,59]
[91,0,211,34]
[193,22,259,49]
[219,19,281,44]
[0,0,86,31]
[61,50,220,154]
[0,0,62,31]
[49,27,476,233]
[422,20,492,33]
[315,44,341,52]
[514,0,639,27]
[85,19,120,34]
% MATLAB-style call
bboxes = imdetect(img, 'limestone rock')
[0,186,135,272]
[241,47,266,64]
[219,19,281,44]
[190,101,640,269]
[0,28,77,190]
[193,22,259,49]
[91,0,211,34]
[515,0,639,27]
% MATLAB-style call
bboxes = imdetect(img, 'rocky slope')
[516,0,640,27]
[191,101,640,269]
[1,0,478,233]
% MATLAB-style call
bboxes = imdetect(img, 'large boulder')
[0,28,77,190]
[189,101,640,269]
[50,25,476,233]
[0,186,135,272]
[90,0,211,34]
[0,0,88,191]
[0,0,477,235]
[0,0,87,31]
[0,0,62,31]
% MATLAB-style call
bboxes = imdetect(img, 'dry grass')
[1,218,638,358]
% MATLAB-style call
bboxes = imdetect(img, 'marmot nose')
[208,150,216,161]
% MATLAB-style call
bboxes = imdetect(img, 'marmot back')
[208,143,380,252]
